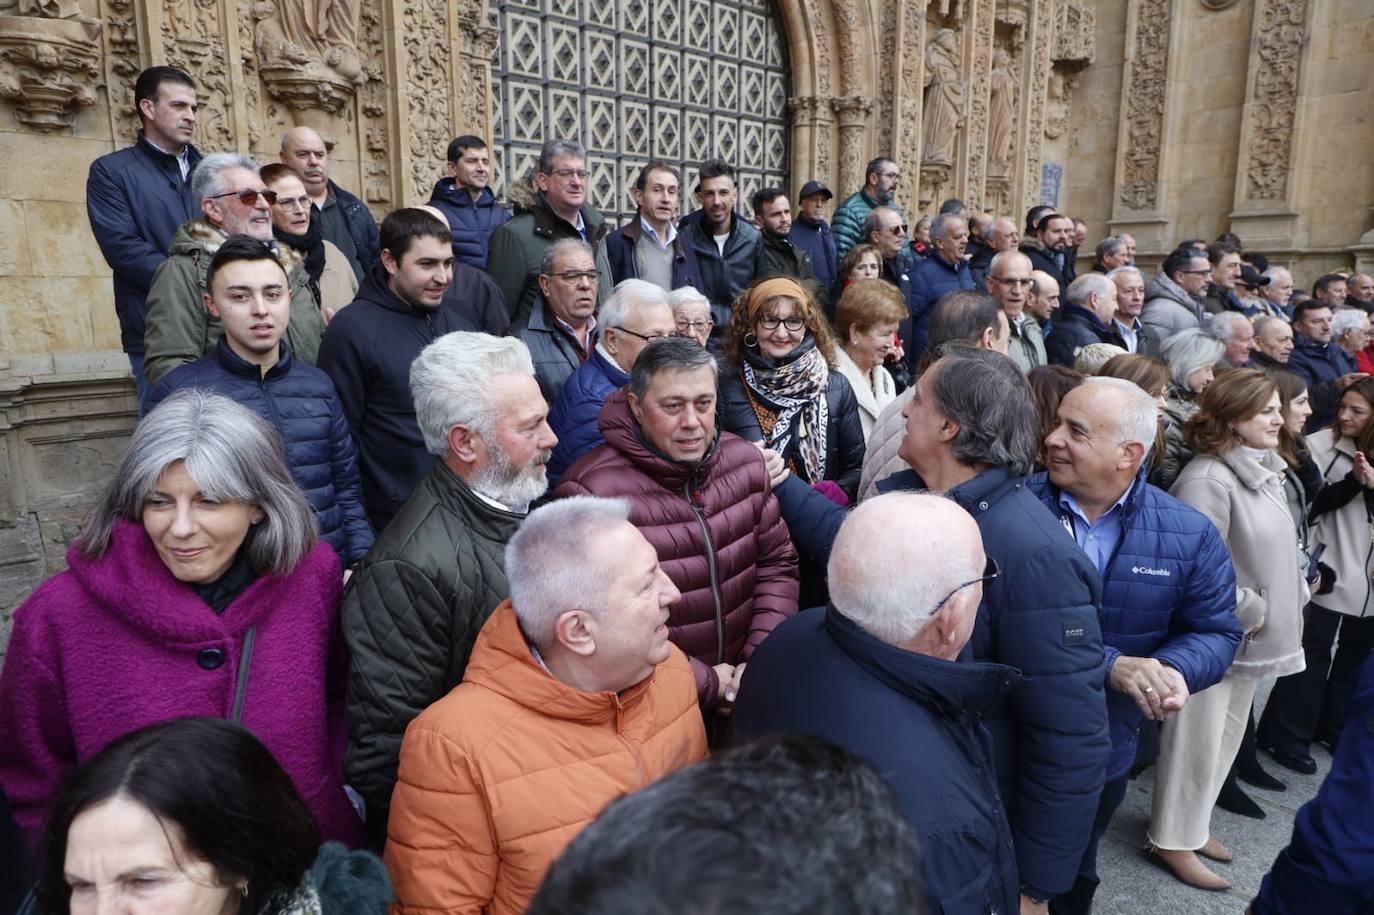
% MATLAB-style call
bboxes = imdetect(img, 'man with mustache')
[280,125,379,279]
[316,208,479,531]
[342,330,559,848]
[142,153,324,386]
[512,239,603,403]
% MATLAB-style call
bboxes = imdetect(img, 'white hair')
[506,496,631,648]
[191,152,260,203]
[1074,342,1127,375]
[1083,376,1159,453]
[668,285,710,313]
[827,493,982,646]
[1253,315,1286,339]
[601,279,670,330]
[410,332,536,457]
[1261,266,1292,282]
[1160,328,1225,391]
[1065,273,1114,309]
[1107,265,1143,282]
[1205,311,1251,343]
[1331,307,1368,340]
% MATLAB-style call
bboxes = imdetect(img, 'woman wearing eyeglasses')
[261,164,358,321]
[719,276,865,506]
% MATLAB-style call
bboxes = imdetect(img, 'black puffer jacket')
[342,461,524,846]
[316,265,478,531]
[149,338,374,565]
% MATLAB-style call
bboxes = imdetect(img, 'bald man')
[987,250,1044,372]
[281,126,379,278]
[1028,269,1060,324]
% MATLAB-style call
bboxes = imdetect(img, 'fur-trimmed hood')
[168,218,307,279]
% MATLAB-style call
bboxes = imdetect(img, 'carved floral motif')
[402,0,451,200]
[1117,0,1170,212]
[100,0,141,140]
[356,0,390,205]
[161,0,235,150]
[963,0,996,206]
[832,95,874,198]
[1020,0,1055,207]
[893,0,923,184]
[1244,0,1308,201]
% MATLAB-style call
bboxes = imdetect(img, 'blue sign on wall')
[1041,162,1063,208]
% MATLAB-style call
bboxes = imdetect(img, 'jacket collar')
[135,132,201,168]
[823,605,1018,720]
[213,335,294,381]
[1030,464,1150,526]
[1060,301,1110,332]
[597,388,720,491]
[463,600,659,724]
[427,459,528,523]
[1293,333,1331,357]
[532,192,605,241]
[1213,445,1285,491]
[590,346,630,386]
[877,465,1021,519]
[430,177,496,208]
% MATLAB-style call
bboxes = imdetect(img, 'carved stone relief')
[356,0,391,205]
[98,0,141,140]
[832,95,874,199]
[1044,69,1071,139]
[403,0,451,201]
[922,28,966,167]
[0,3,102,131]
[254,0,365,117]
[1243,0,1308,202]
[892,0,924,189]
[161,0,235,150]
[963,0,996,209]
[1019,0,1055,207]
[1117,0,1170,212]
[986,47,1017,178]
[1052,0,1094,67]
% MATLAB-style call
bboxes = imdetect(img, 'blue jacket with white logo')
[1027,469,1242,780]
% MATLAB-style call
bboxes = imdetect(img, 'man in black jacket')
[86,65,203,408]
[1019,212,1078,290]
[280,126,379,279]
[732,492,1021,915]
[679,159,761,342]
[1045,273,1123,367]
[603,161,703,293]
[316,208,477,531]
[343,330,556,847]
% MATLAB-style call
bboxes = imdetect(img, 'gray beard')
[470,448,552,514]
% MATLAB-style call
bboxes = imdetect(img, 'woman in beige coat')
[831,279,906,441]
[262,164,359,320]
[1150,369,1306,889]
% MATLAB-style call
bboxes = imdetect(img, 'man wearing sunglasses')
[731,492,1020,915]
[142,153,324,387]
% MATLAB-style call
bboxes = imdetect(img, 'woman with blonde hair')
[1148,369,1305,889]
[832,279,907,440]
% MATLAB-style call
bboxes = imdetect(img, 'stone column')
[788,95,835,192]
[1228,0,1314,250]
[452,0,498,145]
[832,95,875,200]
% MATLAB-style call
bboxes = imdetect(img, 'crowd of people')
[0,63,1372,915]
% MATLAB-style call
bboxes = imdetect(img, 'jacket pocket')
[1236,587,1268,636]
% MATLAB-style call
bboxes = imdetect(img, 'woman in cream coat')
[831,279,907,440]
[1150,369,1306,890]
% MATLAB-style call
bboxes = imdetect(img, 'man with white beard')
[341,331,558,847]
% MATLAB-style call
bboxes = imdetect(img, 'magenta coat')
[0,519,364,846]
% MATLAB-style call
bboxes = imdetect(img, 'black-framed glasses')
[209,189,276,206]
[929,557,999,614]
[613,326,671,343]
[758,315,806,331]
[674,319,713,332]
[546,269,599,283]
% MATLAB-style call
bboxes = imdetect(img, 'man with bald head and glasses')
[142,152,325,386]
[987,250,1044,373]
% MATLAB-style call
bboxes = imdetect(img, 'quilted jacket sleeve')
[343,559,454,842]
[827,374,866,499]
[742,485,799,661]
[773,473,846,565]
[829,198,863,258]
[1151,520,1242,695]
[326,391,375,565]
[546,378,610,486]
[142,257,205,387]
[384,726,496,915]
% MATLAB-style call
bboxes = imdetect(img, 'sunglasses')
[209,189,277,206]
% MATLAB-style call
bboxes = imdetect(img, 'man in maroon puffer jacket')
[555,337,799,714]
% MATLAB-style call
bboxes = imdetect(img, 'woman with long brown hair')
[1148,369,1305,889]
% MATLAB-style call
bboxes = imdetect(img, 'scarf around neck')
[741,339,831,484]
[273,209,326,289]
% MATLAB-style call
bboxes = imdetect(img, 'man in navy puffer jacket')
[426,135,510,270]
[149,237,374,565]
[1028,378,1240,915]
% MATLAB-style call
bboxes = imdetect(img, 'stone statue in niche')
[987,47,1016,176]
[1045,70,1069,140]
[255,0,366,117]
[922,28,966,167]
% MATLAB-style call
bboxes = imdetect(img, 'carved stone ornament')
[922,28,966,167]
[1243,0,1308,201]
[1199,0,1241,9]
[0,13,101,130]
[1052,0,1095,68]
[1118,0,1170,212]
[254,0,366,114]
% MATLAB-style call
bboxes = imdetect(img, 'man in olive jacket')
[486,138,613,324]
[342,332,558,847]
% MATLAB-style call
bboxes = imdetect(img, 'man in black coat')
[1109,265,1162,358]
[1045,274,1124,367]
[1019,212,1078,290]
[86,65,204,408]
[1286,299,1366,432]
[316,208,477,532]
[679,159,761,343]
[732,492,1021,915]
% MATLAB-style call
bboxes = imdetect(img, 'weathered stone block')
[0,275,105,355]
[0,199,31,277]
[0,133,111,204]
[23,200,109,277]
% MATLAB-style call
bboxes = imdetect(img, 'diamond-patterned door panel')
[490,0,791,224]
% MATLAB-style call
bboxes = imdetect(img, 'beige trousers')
[1148,672,1258,850]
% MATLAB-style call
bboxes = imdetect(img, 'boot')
[1215,771,1265,819]
[1236,757,1287,792]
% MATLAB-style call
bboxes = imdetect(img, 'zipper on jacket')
[231,625,257,723]
[258,373,283,429]
[683,476,726,664]
[613,701,649,786]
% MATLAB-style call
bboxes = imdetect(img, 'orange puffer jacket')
[384,600,708,915]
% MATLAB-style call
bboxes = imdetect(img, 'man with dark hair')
[316,207,478,530]
[679,159,761,340]
[148,236,373,565]
[732,494,1021,915]
[487,138,614,323]
[1142,247,1212,341]
[751,187,818,288]
[1313,272,1350,308]
[762,346,1110,915]
[86,65,203,407]
[790,181,838,293]
[529,735,925,915]
[906,212,975,364]
[832,156,904,256]
[1287,298,1367,432]
[1020,211,1077,288]
[412,204,510,335]
[1201,240,1244,315]
[280,126,378,279]
[1025,204,1054,236]
[938,197,967,216]
[604,161,702,292]
[426,134,510,269]
[555,337,798,712]
[964,211,993,277]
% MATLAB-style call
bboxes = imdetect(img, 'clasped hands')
[1109,656,1189,721]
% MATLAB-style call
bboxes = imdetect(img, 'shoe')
[1216,778,1266,819]
[1237,762,1287,792]
[1314,733,1340,755]
[1146,844,1232,891]
[1262,744,1318,775]
[1198,835,1233,863]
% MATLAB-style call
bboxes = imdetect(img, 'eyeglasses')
[550,168,589,180]
[990,276,1034,288]
[547,269,600,283]
[613,326,671,343]
[209,189,277,206]
[1181,268,1212,276]
[928,557,1000,616]
[885,225,906,236]
[758,315,806,331]
[273,194,312,211]
[675,319,713,332]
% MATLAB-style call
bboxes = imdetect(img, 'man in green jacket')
[486,138,614,325]
[831,156,905,258]
[142,152,323,387]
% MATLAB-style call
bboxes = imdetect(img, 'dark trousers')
[1258,605,1374,753]
[1049,776,1130,915]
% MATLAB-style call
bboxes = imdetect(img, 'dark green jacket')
[485,192,613,325]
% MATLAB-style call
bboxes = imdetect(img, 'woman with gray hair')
[0,389,365,846]
[1152,329,1226,489]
